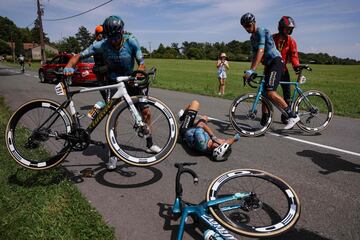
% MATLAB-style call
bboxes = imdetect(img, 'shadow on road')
[208,113,234,136]
[264,227,332,240]
[157,202,203,240]
[297,150,360,175]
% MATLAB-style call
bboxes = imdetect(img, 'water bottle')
[204,229,222,240]
[87,101,106,119]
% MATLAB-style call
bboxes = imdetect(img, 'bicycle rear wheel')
[5,99,72,170]
[206,169,300,237]
[294,90,333,133]
[229,94,273,137]
[106,96,178,166]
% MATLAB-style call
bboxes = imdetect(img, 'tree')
[0,39,11,55]
[31,19,50,44]
[56,36,81,53]
[75,26,93,50]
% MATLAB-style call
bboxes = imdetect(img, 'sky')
[1,0,360,60]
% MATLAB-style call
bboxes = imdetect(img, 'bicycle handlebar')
[243,64,312,88]
[174,162,199,198]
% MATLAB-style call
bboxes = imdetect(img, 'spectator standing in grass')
[216,53,229,95]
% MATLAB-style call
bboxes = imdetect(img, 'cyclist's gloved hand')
[293,66,300,74]
[63,67,75,76]
[244,69,254,78]
[243,69,254,85]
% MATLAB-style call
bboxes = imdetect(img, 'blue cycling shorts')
[184,127,210,153]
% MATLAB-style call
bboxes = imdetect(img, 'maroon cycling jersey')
[272,33,300,71]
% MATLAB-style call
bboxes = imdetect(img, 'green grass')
[145,59,360,118]
[0,97,115,240]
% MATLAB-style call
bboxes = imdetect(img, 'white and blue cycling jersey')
[80,33,144,81]
[251,27,281,65]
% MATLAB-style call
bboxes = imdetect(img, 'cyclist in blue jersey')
[240,13,299,130]
[178,100,240,161]
[64,16,161,170]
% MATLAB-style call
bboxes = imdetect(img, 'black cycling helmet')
[240,13,256,26]
[278,16,295,35]
[102,15,124,37]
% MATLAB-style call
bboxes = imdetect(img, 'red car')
[38,53,97,85]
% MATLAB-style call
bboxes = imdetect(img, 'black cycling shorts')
[264,57,284,91]
[180,109,198,137]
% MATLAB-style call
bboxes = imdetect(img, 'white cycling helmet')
[213,143,232,161]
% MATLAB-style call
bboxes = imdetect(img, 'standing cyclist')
[64,16,161,170]
[273,16,300,124]
[240,13,299,130]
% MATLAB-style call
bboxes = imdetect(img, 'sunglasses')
[109,31,123,41]
[243,23,253,29]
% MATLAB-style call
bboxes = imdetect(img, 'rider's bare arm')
[250,48,264,70]
[65,54,81,69]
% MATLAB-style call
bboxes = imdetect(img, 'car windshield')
[80,56,94,63]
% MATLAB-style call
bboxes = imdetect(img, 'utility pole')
[10,30,15,62]
[148,41,152,58]
[37,0,46,64]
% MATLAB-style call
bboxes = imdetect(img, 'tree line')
[0,16,359,65]
[149,41,360,65]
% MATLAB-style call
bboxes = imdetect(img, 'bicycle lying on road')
[5,68,178,170]
[229,64,334,137]
[172,163,300,239]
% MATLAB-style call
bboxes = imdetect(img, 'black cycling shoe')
[281,114,289,124]
[260,113,269,126]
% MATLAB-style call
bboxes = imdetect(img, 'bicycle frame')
[251,78,307,117]
[40,76,146,140]
[173,193,251,240]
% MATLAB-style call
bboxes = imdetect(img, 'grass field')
[2,59,360,118]
[0,97,115,239]
[145,59,360,118]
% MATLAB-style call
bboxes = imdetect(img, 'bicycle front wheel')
[206,169,300,238]
[229,94,273,137]
[106,96,178,166]
[5,99,73,170]
[294,90,333,133]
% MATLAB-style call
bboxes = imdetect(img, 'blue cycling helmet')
[240,13,256,26]
[102,16,124,37]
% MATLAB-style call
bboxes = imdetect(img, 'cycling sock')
[284,106,296,118]
[146,136,153,148]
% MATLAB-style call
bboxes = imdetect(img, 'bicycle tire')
[229,94,273,137]
[5,99,73,170]
[294,90,333,133]
[106,96,178,166]
[206,169,301,237]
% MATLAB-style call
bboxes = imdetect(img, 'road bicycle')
[172,163,300,239]
[20,61,25,73]
[5,68,178,170]
[229,64,334,137]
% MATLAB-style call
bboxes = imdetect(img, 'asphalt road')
[1,65,359,240]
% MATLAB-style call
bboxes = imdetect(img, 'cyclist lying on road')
[178,100,240,161]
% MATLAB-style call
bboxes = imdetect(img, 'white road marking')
[269,132,360,157]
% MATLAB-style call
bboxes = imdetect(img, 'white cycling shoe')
[146,145,162,153]
[107,156,118,170]
[283,116,300,130]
